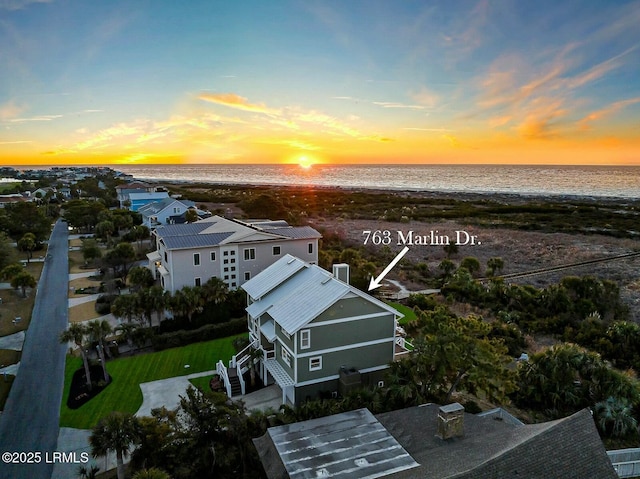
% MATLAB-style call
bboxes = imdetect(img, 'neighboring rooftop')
[254,405,618,479]
[154,216,321,250]
[254,408,419,479]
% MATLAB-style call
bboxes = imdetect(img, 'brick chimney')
[437,403,465,440]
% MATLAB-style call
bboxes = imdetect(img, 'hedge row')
[151,317,247,351]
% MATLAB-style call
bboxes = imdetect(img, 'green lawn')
[188,374,214,392]
[388,302,417,325]
[60,334,244,429]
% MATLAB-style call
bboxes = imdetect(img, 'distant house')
[127,191,170,212]
[138,198,209,229]
[115,181,155,208]
[147,216,321,293]
[253,405,618,479]
[223,254,408,405]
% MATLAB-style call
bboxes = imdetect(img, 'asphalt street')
[0,220,69,479]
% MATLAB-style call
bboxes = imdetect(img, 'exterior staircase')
[228,367,242,397]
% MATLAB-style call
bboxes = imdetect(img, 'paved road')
[0,220,69,479]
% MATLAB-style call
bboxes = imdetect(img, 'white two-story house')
[147,216,321,293]
[138,198,209,229]
[233,254,408,406]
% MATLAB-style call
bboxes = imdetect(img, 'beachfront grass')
[60,334,244,429]
[388,302,417,325]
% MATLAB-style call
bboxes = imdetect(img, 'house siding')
[312,297,387,323]
[295,341,394,384]
[303,313,395,352]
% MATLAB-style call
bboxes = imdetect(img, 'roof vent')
[287,257,296,264]
[316,468,330,477]
[355,458,369,467]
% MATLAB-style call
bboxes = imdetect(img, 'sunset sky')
[1,0,639,166]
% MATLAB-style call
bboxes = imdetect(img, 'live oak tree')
[17,232,37,263]
[11,271,36,298]
[388,306,515,406]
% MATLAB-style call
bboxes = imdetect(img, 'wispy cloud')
[404,127,453,132]
[578,97,640,130]
[372,101,425,110]
[0,100,25,120]
[10,114,63,122]
[198,93,279,115]
[0,0,50,11]
[0,140,32,145]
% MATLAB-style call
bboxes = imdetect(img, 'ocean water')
[114,164,640,199]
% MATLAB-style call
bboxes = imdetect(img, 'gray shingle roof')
[255,406,618,479]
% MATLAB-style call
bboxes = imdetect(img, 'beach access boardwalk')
[0,220,69,479]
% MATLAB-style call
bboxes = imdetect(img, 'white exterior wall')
[142,201,190,228]
[156,237,319,293]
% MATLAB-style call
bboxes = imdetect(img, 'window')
[308,243,314,254]
[244,248,256,261]
[309,356,322,371]
[273,246,281,255]
[224,275,229,280]
[164,252,168,262]
[230,258,236,264]
[300,329,310,349]
[231,282,236,287]
[173,207,180,214]
[193,253,200,266]
[194,277,201,287]
[230,250,235,256]
[230,266,236,272]
[210,251,216,261]
[244,272,251,281]
[281,346,291,367]
[223,251,229,256]
[224,259,229,264]
[224,267,229,272]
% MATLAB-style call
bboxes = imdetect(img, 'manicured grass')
[60,334,245,429]
[188,374,214,392]
[388,302,418,325]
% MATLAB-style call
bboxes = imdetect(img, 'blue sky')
[1,0,639,164]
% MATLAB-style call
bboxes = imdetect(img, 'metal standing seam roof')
[268,269,349,335]
[156,222,211,237]
[161,232,234,249]
[260,226,322,239]
[267,408,419,479]
[242,254,307,299]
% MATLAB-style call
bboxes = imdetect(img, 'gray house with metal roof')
[235,254,409,406]
[146,216,321,292]
[138,197,202,229]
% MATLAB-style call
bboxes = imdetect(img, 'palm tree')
[132,468,171,479]
[60,323,92,390]
[89,412,140,479]
[171,286,203,322]
[87,319,113,381]
[77,464,100,479]
[202,277,228,305]
[147,285,169,326]
[594,396,638,438]
[111,294,141,324]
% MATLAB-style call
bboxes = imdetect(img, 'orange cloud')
[198,93,279,115]
[578,97,640,130]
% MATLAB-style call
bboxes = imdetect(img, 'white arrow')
[368,246,410,291]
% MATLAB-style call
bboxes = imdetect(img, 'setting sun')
[298,156,313,169]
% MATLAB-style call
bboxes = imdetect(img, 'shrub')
[152,318,247,351]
